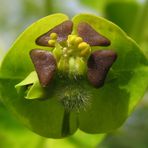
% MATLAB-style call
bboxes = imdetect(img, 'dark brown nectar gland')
[36,20,73,47]
[30,49,57,87]
[87,50,117,88]
[77,22,111,46]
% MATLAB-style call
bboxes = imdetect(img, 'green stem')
[132,0,148,43]
[61,110,70,137]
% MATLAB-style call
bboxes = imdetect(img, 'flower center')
[48,33,91,78]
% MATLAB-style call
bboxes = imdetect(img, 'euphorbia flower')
[29,20,116,88]
[0,13,148,138]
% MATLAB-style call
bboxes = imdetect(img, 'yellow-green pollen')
[48,33,91,77]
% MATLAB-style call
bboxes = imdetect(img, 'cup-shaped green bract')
[0,13,148,138]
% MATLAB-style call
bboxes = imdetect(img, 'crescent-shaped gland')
[77,22,111,46]
[87,50,117,88]
[30,49,57,87]
[36,20,73,47]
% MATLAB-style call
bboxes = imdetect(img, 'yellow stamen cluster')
[48,33,91,77]
[67,35,91,57]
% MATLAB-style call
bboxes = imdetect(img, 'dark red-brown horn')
[87,50,117,88]
[77,22,111,46]
[30,49,57,87]
[36,20,73,47]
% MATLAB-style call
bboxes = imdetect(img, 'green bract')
[0,13,148,138]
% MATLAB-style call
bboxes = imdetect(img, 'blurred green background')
[0,0,148,147]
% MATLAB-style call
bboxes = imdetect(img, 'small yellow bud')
[75,37,83,45]
[48,40,56,46]
[78,42,89,50]
[68,35,77,45]
[50,33,58,40]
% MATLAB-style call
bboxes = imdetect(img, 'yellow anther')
[78,42,89,50]
[80,47,90,56]
[50,33,58,40]
[48,40,56,46]
[75,37,83,45]
[68,35,77,45]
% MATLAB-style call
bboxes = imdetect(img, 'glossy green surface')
[0,13,148,138]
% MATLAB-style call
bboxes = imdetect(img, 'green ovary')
[49,33,91,77]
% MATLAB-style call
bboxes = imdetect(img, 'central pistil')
[48,33,91,77]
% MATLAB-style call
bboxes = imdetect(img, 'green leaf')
[0,104,45,148]
[0,103,105,148]
[0,14,78,138]
[0,78,78,138]
[72,14,148,133]
[15,71,38,88]
[15,71,45,99]
[0,13,148,138]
